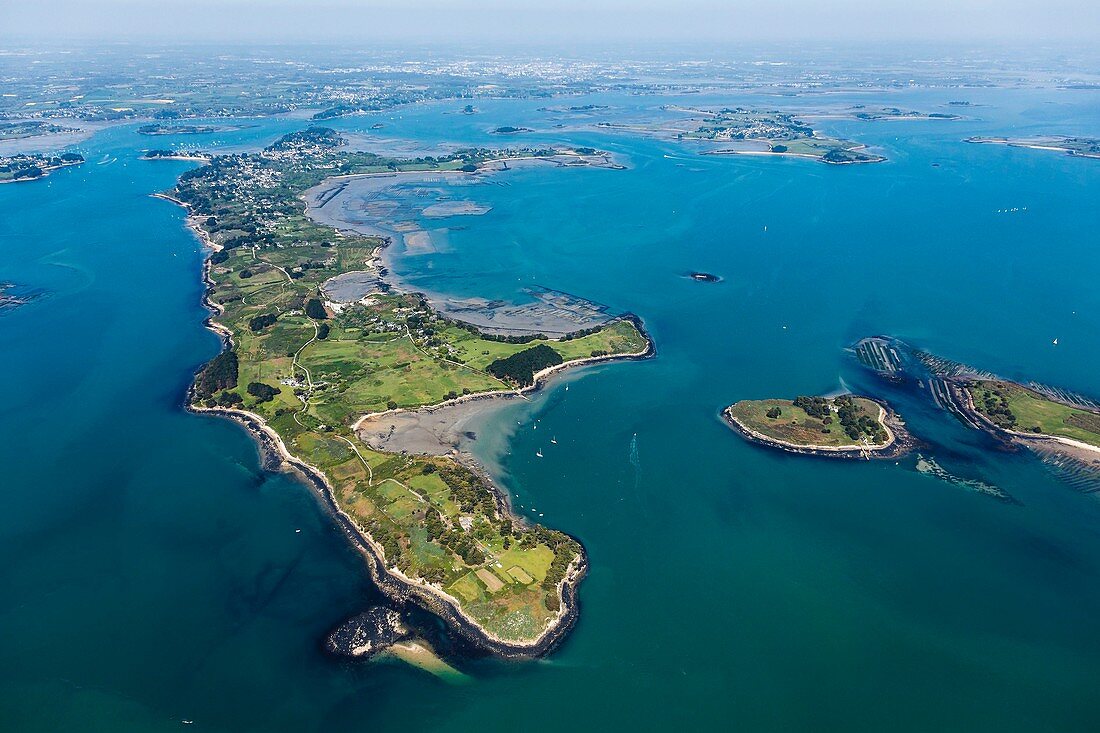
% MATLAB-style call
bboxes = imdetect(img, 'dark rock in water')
[0,282,46,314]
[688,271,720,282]
[325,607,409,658]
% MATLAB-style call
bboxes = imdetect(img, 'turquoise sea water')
[3,87,1100,731]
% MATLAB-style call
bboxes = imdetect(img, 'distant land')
[967,136,1100,160]
[137,123,241,136]
[0,120,78,141]
[0,152,84,183]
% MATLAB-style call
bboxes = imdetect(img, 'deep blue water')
[3,87,1100,731]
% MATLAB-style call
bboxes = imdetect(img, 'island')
[967,136,1100,160]
[154,126,653,658]
[845,106,961,121]
[143,149,212,162]
[688,271,720,282]
[0,152,84,183]
[678,108,886,164]
[723,395,911,458]
[0,120,79,141]
[492,126,533,135]
[137,123,230,135]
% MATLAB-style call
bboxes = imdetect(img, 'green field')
[966,380,1100,448]
[727,396,888,447]
[176,128,646,642]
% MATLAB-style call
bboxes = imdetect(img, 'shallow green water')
[3,87,1100,731]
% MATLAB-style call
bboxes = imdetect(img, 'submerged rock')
[324,607,409,659]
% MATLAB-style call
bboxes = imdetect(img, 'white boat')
[550,437,557,444]
[536,450,544,458]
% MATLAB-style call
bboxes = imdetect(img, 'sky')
[2,0,1099,44]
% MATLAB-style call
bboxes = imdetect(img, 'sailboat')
[536,450,544,458]
[550,437,557,444]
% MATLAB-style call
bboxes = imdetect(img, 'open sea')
[3,84,1100,731]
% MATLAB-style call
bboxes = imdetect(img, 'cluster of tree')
[766,406,782,419]
[440,528,485,566]
[249,313,278,333]
[793,395,831,419]
[316,323,331,339]
[368,518,404,564]
[246,382,281,403]
[266,126,343,151]
[435,463,497,517]
[193,351,238,400]
[487,344,564,387]
[974,385,1018,429]
[559,325,602,341]
[304,298,328,320]
[834,395,887,443]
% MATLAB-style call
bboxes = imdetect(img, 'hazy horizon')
[3,0,1099,44]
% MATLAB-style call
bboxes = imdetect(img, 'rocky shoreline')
[722,399,915,460]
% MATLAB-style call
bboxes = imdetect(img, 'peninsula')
[724,395,910,459]
[156,126,652,657]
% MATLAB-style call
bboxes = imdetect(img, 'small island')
[0,152,84,183]
[0,120,79,141]
[143,149,212,161]
[967,136,1100,160]
[679,108,886,165]
[492,126,533,135]
[688,271,720,282]
[723,395,910,458]
[137,123,229,135]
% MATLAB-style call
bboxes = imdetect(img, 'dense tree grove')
[487,344,563,386]
[833,395,888,443]
[246,382,281,403]
[194,351,238,399]
[304,298,328,320]
[793,395,830,419]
